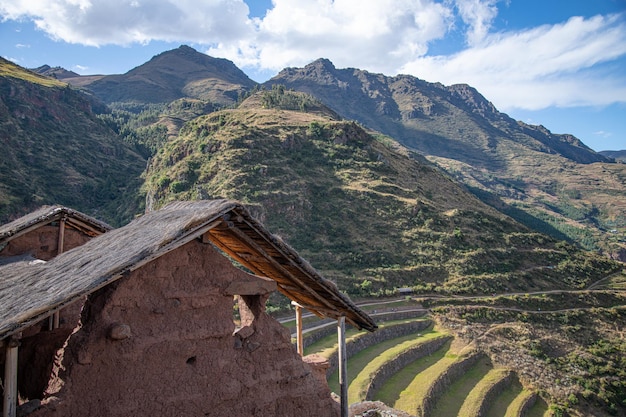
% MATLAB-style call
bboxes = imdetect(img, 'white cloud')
[0,0,254,46]
[593,130,613,138]
[209,0,454,74]
[1,0,625,112]
[399,14,626,110]
[15,43,29,48]
[453,0,499,45]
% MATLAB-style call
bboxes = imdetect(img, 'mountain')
[65,45,256,105]
[600,150,626,162]
[4,48,625,417]
[0,57,145,225]
[266,59,626,260]
[32,65,80,79]
[143,88,620,296]
[267,59,607,166]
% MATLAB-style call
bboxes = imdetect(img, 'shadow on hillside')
[466,186,571,242]
[397,125,507,172]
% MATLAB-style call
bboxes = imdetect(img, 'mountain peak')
[85,45,256,104]
[32,65,80,80]
[308,58,336,71]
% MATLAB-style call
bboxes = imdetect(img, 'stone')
[17,399,41,417]
[108,323,131,340]
[77,349,91,365]
[234,325,255,339]
[245,341,261,352]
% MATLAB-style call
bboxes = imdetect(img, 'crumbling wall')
[1,225,93,405]
[34,240,339,417]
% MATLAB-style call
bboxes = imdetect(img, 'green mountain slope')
[143,89,620,296]
[0,58,145,225]
[266,59,626,260]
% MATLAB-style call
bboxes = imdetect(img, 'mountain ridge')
[264,57,625,259]
[48,45,256,105]
[25,47,626,260]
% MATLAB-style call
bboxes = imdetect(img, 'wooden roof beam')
[215,224,338,313]
[234,215,351,308]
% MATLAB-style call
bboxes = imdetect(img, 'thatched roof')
[0,205,112,244]
[0,200,377,340]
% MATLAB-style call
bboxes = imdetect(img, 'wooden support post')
[3,336,19,417]
[337,316,348,417]
[57,216,66,255]
[293,302,304,356]
[49,216,66,331]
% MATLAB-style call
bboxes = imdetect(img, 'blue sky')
[1,0,625,151]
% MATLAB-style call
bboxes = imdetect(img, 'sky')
[1,0,625,152]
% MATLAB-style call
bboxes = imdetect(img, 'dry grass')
[0,58,66,87]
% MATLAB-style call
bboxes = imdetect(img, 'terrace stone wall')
[476,370,514,417]
[416,351,484,417]
[302,309,427,349]
[326,319,432,377]
[365,336,452,400]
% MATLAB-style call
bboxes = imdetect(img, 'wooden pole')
[49,216,66,330]
[3,336,19,417]
[337,316,348,417]
[294,303,303,356]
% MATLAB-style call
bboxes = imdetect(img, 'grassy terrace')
[429,355,493,417]
[456,368,511,416]
[525,397,550,417]
[375,337,451,406]
[304,316,430,357]
[300,297,564,415]
[502,389,537,417]
[488,380,524,417]
[342,330,447,402]
[390,345,478,415]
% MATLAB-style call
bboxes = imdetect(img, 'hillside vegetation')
[0,58,145,225]
[3,48,624,416]
[143,88,620,298]
[268,59,626,260]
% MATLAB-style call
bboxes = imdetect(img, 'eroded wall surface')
[35,240,339,417]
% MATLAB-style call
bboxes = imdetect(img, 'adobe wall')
[34,240,339,417]
[0,225,91,261]
[1,225,93,404]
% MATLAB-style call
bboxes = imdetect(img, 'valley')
[1,45,624,416]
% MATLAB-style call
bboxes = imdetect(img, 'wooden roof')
[0,200,377,340]
[0,205,113,244]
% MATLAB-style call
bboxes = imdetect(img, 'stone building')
[0,200,376,417]
[0,206,112,416]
